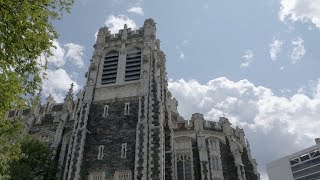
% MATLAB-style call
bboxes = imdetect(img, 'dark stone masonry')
[11,19,260,180]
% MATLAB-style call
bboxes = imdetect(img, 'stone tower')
[9,18,260,180]
[64,19,173,180]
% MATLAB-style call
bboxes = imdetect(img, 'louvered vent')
[101,51,118,84]
[125,48,141,81]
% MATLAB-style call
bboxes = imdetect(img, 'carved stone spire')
[63,83,74,111]
[64,83,74,102]
[122,24,128,40]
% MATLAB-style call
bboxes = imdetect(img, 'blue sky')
[43,0,320,179]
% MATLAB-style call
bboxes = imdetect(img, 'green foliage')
[8,137,58,180]
[0,0,73,113]
[0,118,23,178]
[0,0,73,178]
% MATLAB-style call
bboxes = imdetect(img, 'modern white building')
[267,138,320,180]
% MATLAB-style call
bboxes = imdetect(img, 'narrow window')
[300,153,310,162]
[121,143,127,158]
[211,156,220,171]
[177,154,192,180]
[124,103,130,115]
[310,150,320,158]
[101,51,119,84]
[103,105,109,118]
[97,145,104,160]
[290,157,300,165]
[125,48,141,81]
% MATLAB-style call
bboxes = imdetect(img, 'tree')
[8,137,58,180]
[0,0,73,177]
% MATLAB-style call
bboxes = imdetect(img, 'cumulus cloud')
[65,43,85,68]
[270,39,283,61]
[105,15,137,34]
[45,40,85,68]
[127,6,144,15]
[42,69,80,102]
[291,37,306,64]
[168,77,320,178]
[279,0,320,28]
[40,39,84,102]
[240,49,254,68]
[47,40,66,68]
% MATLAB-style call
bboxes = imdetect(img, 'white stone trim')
[103,105,109,118]
[113,170,131,180]
[89,172,105,180]
[121,143,127,158]
[97,145,104,160]
[124,103,130,115]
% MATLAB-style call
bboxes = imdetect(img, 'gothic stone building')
[8,19,260,180]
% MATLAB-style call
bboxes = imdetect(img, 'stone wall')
[220,138,238,180]
[241,147,259,180]
[81,99,139,179]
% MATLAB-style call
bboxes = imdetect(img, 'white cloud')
[240,49,254,68]
[270,39,283,61]
[105,15,137,34]
[279,0,320,28]
[42,69,80,102]
[127,6,144,16]
[40,39,84,102]
[168,77,320,178]
[65,43,85,68]
[44,40,85,68]
[291,37,306,64]
[47,40,66,68]
[179,51,185,59]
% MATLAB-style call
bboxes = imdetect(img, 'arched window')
[125,48,141,81]
[101,51,119,84]
[177,154,192,180]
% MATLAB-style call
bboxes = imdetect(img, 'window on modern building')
[101,51,119,84]
[121,143,127,158]
[124,103,130,115]
[211,156,220,171]
[300,153,310,162]
[97,145,104,160]
[311,150,320,158]
[290,157,300,166]
[177,154,192,180]
[125,48,141,81]
[103,105,109,117]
